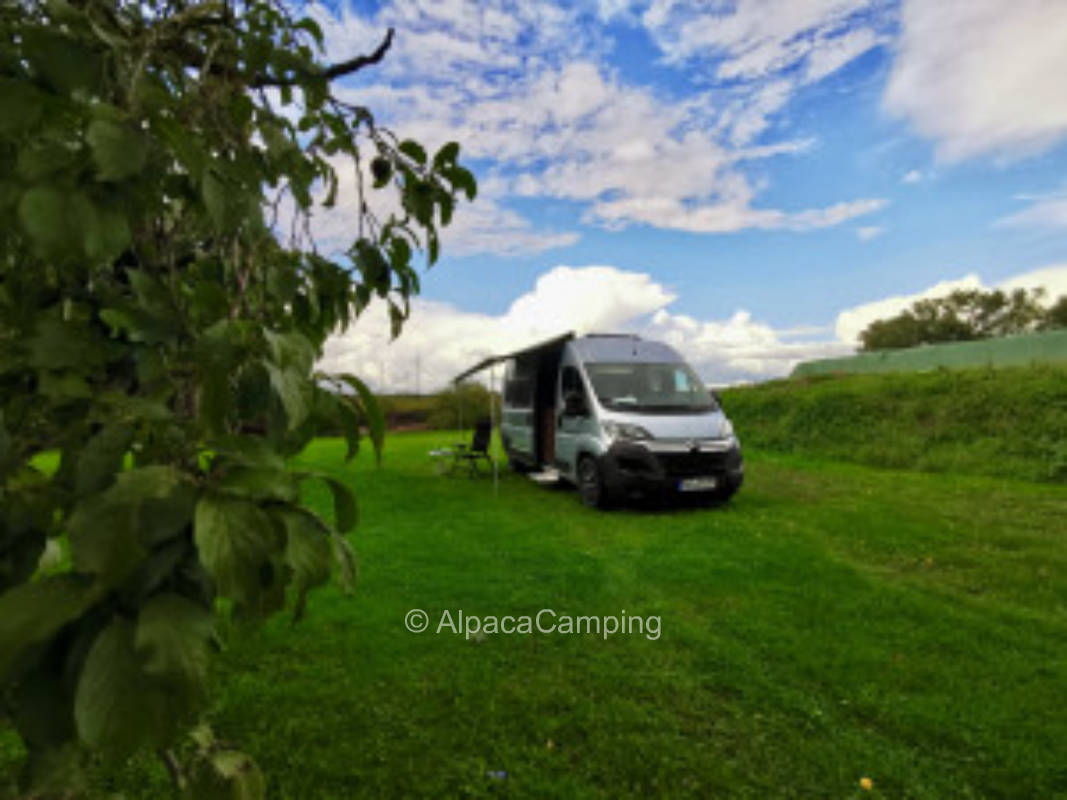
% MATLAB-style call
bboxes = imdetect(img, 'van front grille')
[656,450,736,478]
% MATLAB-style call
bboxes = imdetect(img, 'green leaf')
[101,391,174,423]
[83,203,131,264]
[75,423,134,497]
[265,361,310,431]
[193,495,275,606]
[197,359,234,438]
[217,465,299,504]
[438,193,454,227]
[352,238,389,289]
[264,329,315,374]
[69,466,196,583]
[428,229,440,265]
[23,29,103,95]
[388,236,412,271]
[404,179,434,227]
[14,743,88,798]
[38,371,92,400]
[16,139,80,182]
[18,188,128,263]
[185,749,266,800]
[86,119,148,181]
[135,592,214,688]
[189,279,230,327]
[0,78,47,134]
[336,373,385,464]
[66,495,142,582]
[127,269,174,315]
[444,165,477,201]
[74,617,187,756]
[202,168,228,231]
[331,533,358,593]
[432,141,460,170]
[398,139,427,166]
[10,653,77,751]
[207,436,286,472]
[332,394,361,462]
[29,310,114,370]
[295,16,325,48]
[18,186,68,255]
[121,539,193,607]
[281,511,331,587]
[388,301,404,339]
[153,115,207,177]
[296,472,357,533]
[278,509,331,620]
[0,411,13,478]
[0,575,100,682]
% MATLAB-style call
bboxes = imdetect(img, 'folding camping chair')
[450,417,494,477]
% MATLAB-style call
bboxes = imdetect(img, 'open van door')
[555,363,593,478]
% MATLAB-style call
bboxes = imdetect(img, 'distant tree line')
[320,383,500,432]
[859,288,1067,351]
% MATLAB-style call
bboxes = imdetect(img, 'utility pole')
[415,351,421,396]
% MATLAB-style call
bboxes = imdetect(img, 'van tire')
[577,455,611,509]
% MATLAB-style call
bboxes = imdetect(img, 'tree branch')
[250,28,395,88]
[323,27,394,81]
[158,748,185,792]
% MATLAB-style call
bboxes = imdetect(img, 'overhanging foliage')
[0,0,475,795]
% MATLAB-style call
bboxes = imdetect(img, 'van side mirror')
[563,392,588,417]
[710,390,722,407]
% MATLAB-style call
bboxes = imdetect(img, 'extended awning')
[451,331,574,384]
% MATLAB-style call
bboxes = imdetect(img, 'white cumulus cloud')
[317,265,850,389]
[303,0,887,246]
[319,262,1067,391]
[883,0,1067,162]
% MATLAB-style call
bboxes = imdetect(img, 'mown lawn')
[3,431,1066,798]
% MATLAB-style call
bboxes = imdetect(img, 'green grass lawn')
[3,431,1066,799]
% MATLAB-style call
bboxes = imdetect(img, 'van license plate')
[679,476,718,492]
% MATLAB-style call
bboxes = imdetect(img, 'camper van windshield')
[584,362,716,414]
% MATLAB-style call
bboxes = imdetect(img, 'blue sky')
[308,0,1067,389]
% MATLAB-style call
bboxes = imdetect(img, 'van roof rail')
[583,333,640,339]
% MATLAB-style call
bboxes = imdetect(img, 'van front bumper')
[599,440,744,497]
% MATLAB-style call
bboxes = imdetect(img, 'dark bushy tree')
[859,287,1056,351]
[0,1,475,796]
[428,382,500,430]
[1039,294,1067,331]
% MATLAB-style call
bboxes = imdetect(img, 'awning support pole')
[490,365,499,497]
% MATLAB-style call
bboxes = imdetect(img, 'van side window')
[561,366,584,398]
[504,358,533,407]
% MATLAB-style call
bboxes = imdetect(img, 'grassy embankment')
[722,364,1067,482]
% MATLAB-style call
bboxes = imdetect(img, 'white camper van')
[482,333,743,507]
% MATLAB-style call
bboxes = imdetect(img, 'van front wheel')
[577,455,611,509]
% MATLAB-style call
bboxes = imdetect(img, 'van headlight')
[721,420,740,449]
[602,421,653,442]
